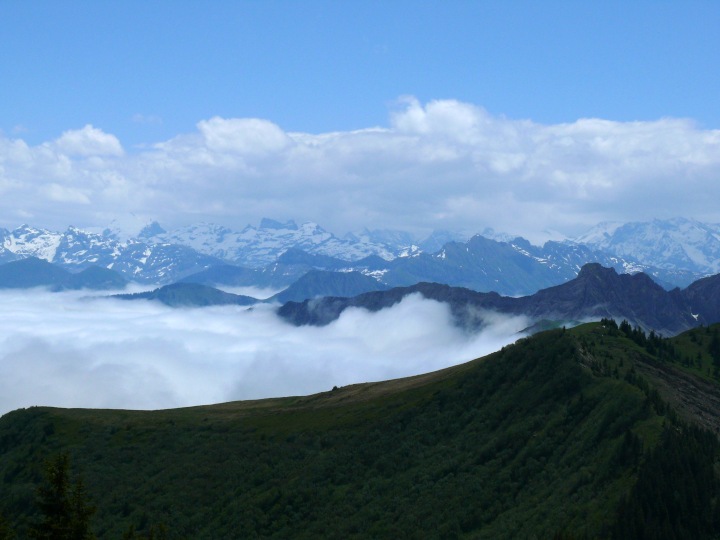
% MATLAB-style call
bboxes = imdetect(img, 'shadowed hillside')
[278,263,704,336]
[113,282,257,307]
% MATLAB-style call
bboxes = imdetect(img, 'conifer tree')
[709,332,720,375]
[29,453,95,540]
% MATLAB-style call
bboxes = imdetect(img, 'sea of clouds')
[0,288,530,415]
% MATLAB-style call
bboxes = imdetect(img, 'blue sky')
[1,1,719,239]
[3,1,718,145]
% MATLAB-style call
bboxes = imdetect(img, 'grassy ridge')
[0,323,718,538]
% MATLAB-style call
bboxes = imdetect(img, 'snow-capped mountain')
[331,233,699,296]
[0,216,717,290]
[574,217,720,274]
[0,225,220,284]
[0,224,62,262]
[145,218,407,267]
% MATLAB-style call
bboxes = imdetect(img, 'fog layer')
[0,289,528,415]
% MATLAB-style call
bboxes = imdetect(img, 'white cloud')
[0,290,528,414]
[52,124,124,157]
[197,117,291,155]
[0,98,719,240]
[43,183,91,204]
[215,285,286,299]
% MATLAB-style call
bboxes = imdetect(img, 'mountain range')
[73,260,718,340]
[0,257,128,291]
[144,218,412,267]
[0,224,221,284]
[1,217,718,295]
[278,263,719,337]
[577,217,720,274]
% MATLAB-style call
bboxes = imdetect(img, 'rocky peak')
[138,221,166,239]
[576,263,618,280]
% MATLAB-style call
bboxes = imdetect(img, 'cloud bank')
[1,97,719,241]
[0,290,528,415]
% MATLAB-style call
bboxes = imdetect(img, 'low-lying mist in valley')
[213,285,287,300]
[0,289,530,415]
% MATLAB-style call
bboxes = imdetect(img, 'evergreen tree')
[29,453,95,540]
[68,477,95,540]
[709,332,720,375]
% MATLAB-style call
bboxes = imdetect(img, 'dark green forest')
[1,322,719,538]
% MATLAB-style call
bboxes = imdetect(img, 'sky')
[0,289,529,415]
[1,1,719,241]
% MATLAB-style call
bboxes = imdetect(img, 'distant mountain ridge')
[10,255,716,340]
[278,263,715,336]
[106,262,719,337]
[0,225,222,284]
[144,219,410,267]
[113,282,256,307]
[268,270,390,304]
[576,217,720,274]
[1,217,716,293]
[0,257,127,291]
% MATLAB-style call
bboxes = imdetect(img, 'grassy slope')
[0,323,717,538]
